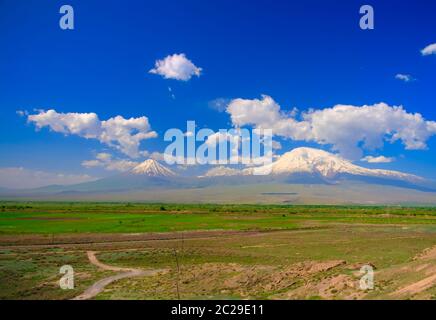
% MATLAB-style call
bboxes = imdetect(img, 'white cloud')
[96,152,112,161]
[104,159,138,172]
[28,110,101,137]
[421,43,436,56]
[99,115,157,157]
[149,53,202,81]
[272,140,282,150]
[226,95,436,159]
[205,131,240,147]
[395,74,415,82]
[82,153,138,172]
[227,95,312,141]
[81,160,102,168]
[361,155,395,163]
[27,110,157,158]
[0,167,96,189]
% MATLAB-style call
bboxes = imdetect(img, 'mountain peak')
[131,159,176,177]
[258,147,422,182]
[270,147,351,178]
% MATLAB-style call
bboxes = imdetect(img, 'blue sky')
[0,0,435,187]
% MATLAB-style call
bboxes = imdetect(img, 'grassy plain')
[0,202,435,300]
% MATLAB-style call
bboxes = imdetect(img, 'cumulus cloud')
[0,167,96,189]
[81,153,138,172]
[205,131,241,147]
[227,95,312,145]
[226,95,436,159]
[395,74,415,82]
[27,110,157,158]
[421,43,436,56]
[361,155,395,163]
[149,53,202,81]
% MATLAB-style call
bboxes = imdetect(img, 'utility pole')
[173,248,181,300]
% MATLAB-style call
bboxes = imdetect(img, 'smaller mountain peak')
[131,159,176,177]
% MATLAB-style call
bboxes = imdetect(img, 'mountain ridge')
[1,147,434,199]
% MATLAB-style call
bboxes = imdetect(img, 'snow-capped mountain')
[198,147,423,183]
[245,147,423,183]
[9,148,433,200]
[130,159,176,177]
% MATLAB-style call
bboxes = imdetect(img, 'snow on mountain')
[244,147,423,182]
[128,148,422,184]
[130,159,176,177]
[201,166,241,177]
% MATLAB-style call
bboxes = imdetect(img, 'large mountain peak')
[256,147,422,182]
[130,159,176,177]
[201,147,422,183]
[273,147,353,178]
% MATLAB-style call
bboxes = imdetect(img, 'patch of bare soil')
[268,260,370,300]
[388,245,436,297]
[392,274,436,297]
[384,246,436,298]
[176,260,348,298]
[279,274,365,300]
[222,260,346,294]
[346,262,377,270]
[303,260,346,273]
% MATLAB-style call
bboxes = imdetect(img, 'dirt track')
[0,230,272,249]
[73,251,166,300]
[393,274,436,296]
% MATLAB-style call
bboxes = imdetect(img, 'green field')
[1,202,436,234]
[0,202,435,300]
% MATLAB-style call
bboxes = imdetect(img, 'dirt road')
[73,251,166,300]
